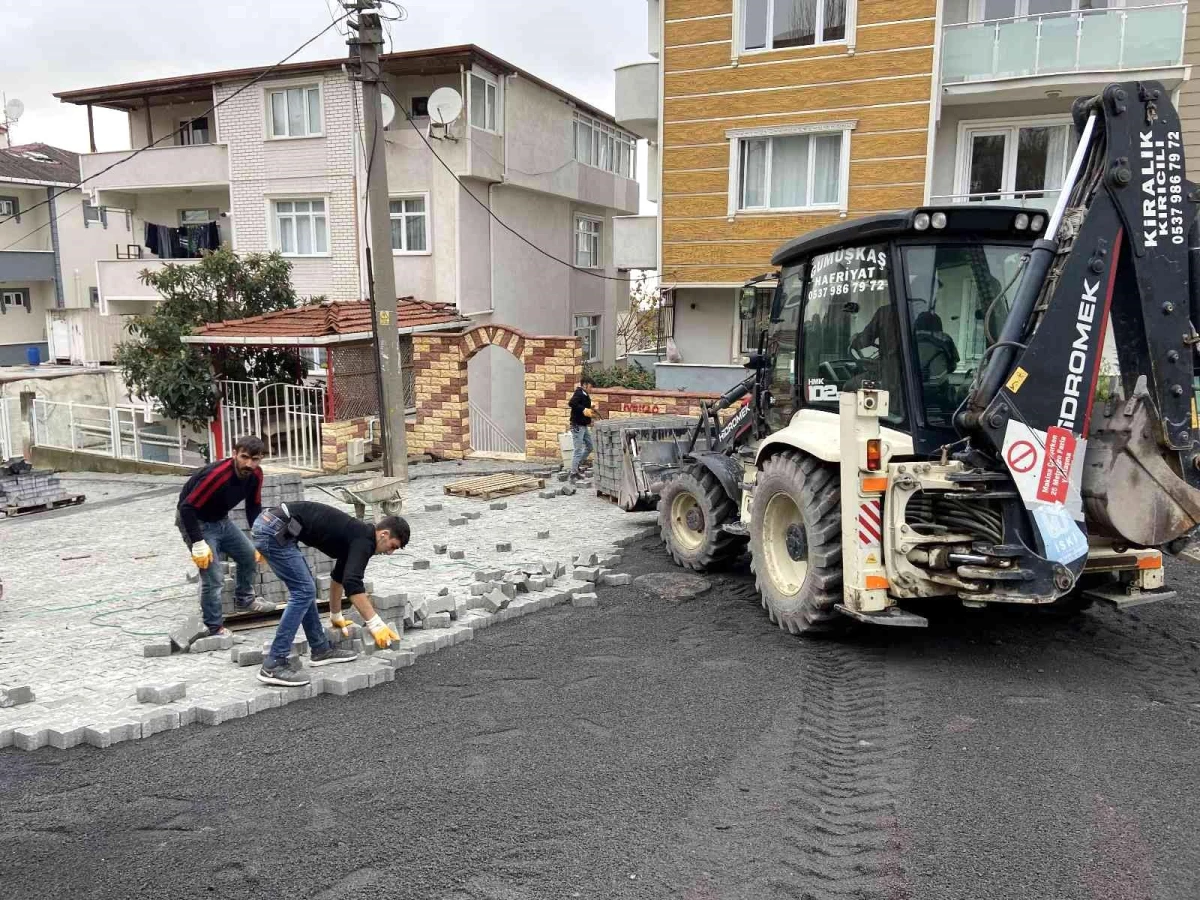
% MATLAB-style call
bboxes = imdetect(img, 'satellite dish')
[428,87,463,126]
[380,94,396,129]
[4,99,23,123]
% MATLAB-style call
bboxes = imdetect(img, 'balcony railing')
[78,143,229,193]
[942,3,1187,84]
[930,191,1058,210]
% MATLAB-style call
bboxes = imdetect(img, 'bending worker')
[251,499,410,687]
[176,435,274,637]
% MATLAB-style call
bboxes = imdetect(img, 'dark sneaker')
[310,647,359,667]
[208,625,233,638]
[235,596,276,613]
[257,663,311,687]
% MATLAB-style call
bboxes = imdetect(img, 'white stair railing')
[469,402,524,455]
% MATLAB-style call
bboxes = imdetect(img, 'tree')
[616,272,663,357]
[115,249,311,427]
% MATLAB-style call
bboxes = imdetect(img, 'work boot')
[235,596,276,614]
[309,646,359,667]
[257,661,311,687]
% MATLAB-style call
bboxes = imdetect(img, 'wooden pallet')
[2,494,86,518]
[444,472,545,500]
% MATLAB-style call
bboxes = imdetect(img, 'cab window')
[800,243,905,427]
[766,266,805,432]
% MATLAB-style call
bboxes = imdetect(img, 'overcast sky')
[2,0,655,210]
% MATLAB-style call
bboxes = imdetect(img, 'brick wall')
[320,416,382,474]
[590,387,720,421]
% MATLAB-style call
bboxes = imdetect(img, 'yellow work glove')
[190,540,213,570]
[254,550,264,565]
[583,407,595,418]
[365,614,400,649]
[330,613,354,639]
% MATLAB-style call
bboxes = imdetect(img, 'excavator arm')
[962,81,1200,559]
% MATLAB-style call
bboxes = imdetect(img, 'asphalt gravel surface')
[2,531,1199,899]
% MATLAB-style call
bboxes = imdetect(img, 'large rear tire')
[749,451,846,635]
[658,465,746,572]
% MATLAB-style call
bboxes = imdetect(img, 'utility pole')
[347,0,408,480]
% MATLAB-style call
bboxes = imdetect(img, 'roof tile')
[192,298,465,340]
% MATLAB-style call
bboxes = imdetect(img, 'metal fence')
[469,402,524,456]
[218,380,326,471]
[30,399,206,467]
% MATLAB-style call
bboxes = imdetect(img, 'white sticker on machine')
[1000,420,1086,521]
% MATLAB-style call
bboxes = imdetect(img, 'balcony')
[614,215,658,270]
[615,61,659,141]
[930,191,1057,211]
[0,250,55,282]
[96,258,199,314]
[941,4,1188,102]
[79,143,229,203]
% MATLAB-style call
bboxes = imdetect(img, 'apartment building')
[55,45,640,447]
[0,138,127,366]
[616,0,1191,387]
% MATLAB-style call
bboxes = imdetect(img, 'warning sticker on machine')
[1001,420,1085,521]
[1031,505,1089,565]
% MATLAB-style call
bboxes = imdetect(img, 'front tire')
[658,465,745,572]
[749,451,845,635]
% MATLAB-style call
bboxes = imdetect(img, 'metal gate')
[217,381,325,471]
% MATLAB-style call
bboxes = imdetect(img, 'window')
[83,203,106,228]
[89,287,100,308]
[273,199,328,255]
[389,196,428,253]
[177,116,211,145]
[411,96,429,118]
[740,286,774,354]
[180,208,218,225]
[766,268,804,431]
[574,315,601,363]
[0,288,30,314]
[743,0,847,50]
[0,196,18,223]
[574,215,602,268]
[268,85,322,138]
[469,72,499,132]
[736,129,847,211]
[574,113,637,178]
[959,120,1076,207]
[300,347,328,375]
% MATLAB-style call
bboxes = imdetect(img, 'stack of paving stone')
[591,415,702,501]
[0,466,77,511]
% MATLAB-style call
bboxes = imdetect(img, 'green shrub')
[583,363,656,391]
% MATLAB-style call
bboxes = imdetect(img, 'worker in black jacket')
[176,435,272,636]
[568,374,597,480]
[250,500,410,686]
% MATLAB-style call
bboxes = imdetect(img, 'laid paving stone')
[496,542,512,552]
[449,517,467,526]
[480,589,506,613]
[142,639,172,658]
[425,612,452,629]
[189,634,234,654]
[602,572,633,586]
[489,501,508,510]
[424,503,444,512]
[537,530,551,539]
[47,724,87,750]
[0,685,35,708]
[195,699,250,726]
[136,682,186,705]
[571,592,599,608]
[84,721,141,749]
[316,672,372,696]
[169,614,208,651]
[448,548,465,560]
[13,725,49,751]
[139,708,181,737]
[574,566,600,582]
[413,559,431,570]
[463,511,482,521]
[231,646,265,668]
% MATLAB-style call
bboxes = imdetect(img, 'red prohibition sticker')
[1006,440,1037,473]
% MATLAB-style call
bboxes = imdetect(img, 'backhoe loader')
[628,81,1199,632]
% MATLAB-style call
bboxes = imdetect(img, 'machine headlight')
[1030,214,1045,232]
[914,212,931,231]
[1014,213,1030,230]
[930,211,947,229]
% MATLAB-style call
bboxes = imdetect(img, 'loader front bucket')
[618,435,681,511]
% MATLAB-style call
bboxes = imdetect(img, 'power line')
[380,80,633,283]
[0,11,352,233]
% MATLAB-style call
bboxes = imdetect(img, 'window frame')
[179,208,219,226]
[410,96,430,119]
[726,122,855,215]
[83,202,107,228]
[574,314,602,363]
[389,193,431,256]
[573,112,637,179]
[265,82,324,140]
[739,285,776,356]
[88,287,100,309]
[469,70,501,134]
[176,115,212,146]
[953,114,1076,203]
[269,197,330,257]
[574,214,603,269]
[0,288,31,314]
[0,195,19,222]
[738,0,855,54]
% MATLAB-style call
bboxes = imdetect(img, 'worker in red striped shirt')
[175,435,273,636]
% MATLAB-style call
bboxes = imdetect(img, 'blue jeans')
[571,425,593,475]
[198,517,257,630]
[252,510,332,667]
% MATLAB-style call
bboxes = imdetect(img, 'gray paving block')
[84,721,141,749]
[169,614,208,651]
[571,593,599,608]
[47,724,86,750]
[561,484,577,496]
[248,691,283,715]
[449,517,467,526]
[315,671,371,696]
[139,709,181,737]
[232,646,265,668]
[489,501,508,510]
[374,592,406,611]
[583,552,600,566]
[136,682,186,705]
[600,555,622,568]
[602,573,633,586]
[189,634,234,654]
[574,566,600,582]
[481,589,505,613]
[463,511,482,521]
[195,699,250,726]
[448,548,465,560]
[424,502,444,512]
[499,581,517,600]
[367,665,395,686]
[469,583,486,596]
[528,576,548,591]
[495,541,512,552]
[0,685,35,708]
[436,586,450,597]
[432,543,447,554]
[426,612,452,629]
[413,559,431,570]
[142,639,172,658]
[537,530,551,539]
[12,726,48,751]
[538,490,557,499]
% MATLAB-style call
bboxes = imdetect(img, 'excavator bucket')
[1083,388,1200,546]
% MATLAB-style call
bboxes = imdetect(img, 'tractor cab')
[761,207,1044,455]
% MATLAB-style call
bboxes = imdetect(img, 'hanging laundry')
[143,220,221,259]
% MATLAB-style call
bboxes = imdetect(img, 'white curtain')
[771,135,810,208]
[1043,124,1069,191]
[811,133,842,205]
[741,139,769,208]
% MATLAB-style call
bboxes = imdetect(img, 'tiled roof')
[191,298,466,341]
[0,143,79,186]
